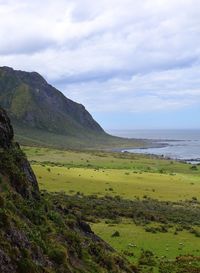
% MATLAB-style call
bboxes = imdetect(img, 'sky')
[0,0,200,130]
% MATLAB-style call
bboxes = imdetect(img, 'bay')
[109,129,200,164]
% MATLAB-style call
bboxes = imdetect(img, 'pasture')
[23,146,200,272]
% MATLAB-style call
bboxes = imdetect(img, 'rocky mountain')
[0,66,104,137]
[0,107,136,272]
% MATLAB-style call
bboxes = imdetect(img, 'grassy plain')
[23,146,200,201]
[32,165,200,201]
[23,146,199,174]
[23,146,200,272]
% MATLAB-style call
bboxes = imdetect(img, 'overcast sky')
[0,0,200,129]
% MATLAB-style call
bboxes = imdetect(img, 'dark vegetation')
[41,192,200,272]
[48,193,200,235]
[0,186,137,273]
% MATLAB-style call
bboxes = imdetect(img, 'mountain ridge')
[0,66,147,149]
[0,66,104,137]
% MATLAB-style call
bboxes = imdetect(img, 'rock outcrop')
[0,106,39,198]
[0,107,13,148]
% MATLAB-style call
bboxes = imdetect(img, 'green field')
[23,146,200,272]
[24,146,200,201]
[91,220,200,260]
[33,165,200,201]
[23,146,199,175]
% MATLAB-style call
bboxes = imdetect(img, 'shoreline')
[111,139,200,165]
[110,139,169,152]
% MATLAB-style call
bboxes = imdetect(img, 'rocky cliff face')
[0,107,39,198]
[0,107,13,148]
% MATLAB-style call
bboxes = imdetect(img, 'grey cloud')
[0,37,56,55]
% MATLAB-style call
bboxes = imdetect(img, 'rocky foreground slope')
[0,107,136,273]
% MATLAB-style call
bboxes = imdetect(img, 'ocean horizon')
[108,129,200,164]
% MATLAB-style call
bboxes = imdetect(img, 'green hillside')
[0,66,104,135]
[0,66,146,149]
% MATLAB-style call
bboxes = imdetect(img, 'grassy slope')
[15,125,148,149]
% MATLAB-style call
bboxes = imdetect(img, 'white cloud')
[0,0,200,116]
[60,66,200,113]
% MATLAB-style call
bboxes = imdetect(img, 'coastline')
[111,138,200,165]
[110,139,170,152]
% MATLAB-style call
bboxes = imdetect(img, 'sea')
[108,129,200,164]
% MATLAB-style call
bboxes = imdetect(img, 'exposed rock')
[0,107,13,148]
[0,106,39,198]
[0,249,16,273]
[19,150,39,198]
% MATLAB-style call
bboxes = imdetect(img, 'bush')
[138,250,156,266]
[48,245,67,265]
[48,211,64,226]
[17,258,37,273]
[0,195,4,207]
[190,165,198,171]
[111,231,120,237]
[0,209,10,228]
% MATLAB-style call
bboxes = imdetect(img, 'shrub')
[145,226,157,233]
[111,231,120,237]
[0,209,10,228]
[48,211,64,226]
[138,250,156,266]
[17,258,37,273]
[64,230,82,258]
[190,165,198,171]
[48,245,67,265]
[0,195,4,207]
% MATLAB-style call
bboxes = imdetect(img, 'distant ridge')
[0,66,104,137]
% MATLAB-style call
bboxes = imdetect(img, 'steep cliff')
[0,107,39,198]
